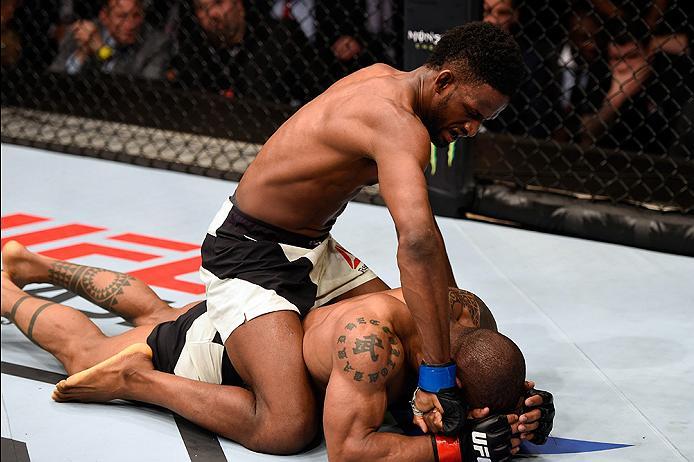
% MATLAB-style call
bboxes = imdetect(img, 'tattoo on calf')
[27,302,54,342]
[48,262,135,309]
[337,318,400,384]
[7,295,31,323]
[8,297,55,344]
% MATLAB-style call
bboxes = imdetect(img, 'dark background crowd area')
[1,0,693,159]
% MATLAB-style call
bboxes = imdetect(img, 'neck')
[410,66,435,124]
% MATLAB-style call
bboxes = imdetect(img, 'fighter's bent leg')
[2,240,180,325]
[224,311,318,454]
[1,271,154,374]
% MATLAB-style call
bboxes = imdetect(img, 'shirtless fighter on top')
[193,22,527,453]
[1,242,554,461]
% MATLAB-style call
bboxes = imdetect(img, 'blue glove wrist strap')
[418,362,457,393]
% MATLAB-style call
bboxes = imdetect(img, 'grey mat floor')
[2,143,692,461]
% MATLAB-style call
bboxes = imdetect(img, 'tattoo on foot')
[48,262,135,309]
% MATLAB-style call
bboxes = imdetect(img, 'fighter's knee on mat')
[242,407,319,455]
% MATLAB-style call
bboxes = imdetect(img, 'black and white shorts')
[146,301,244,385]
[199,198,378,342]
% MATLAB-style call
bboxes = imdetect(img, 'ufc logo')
[472,431,491,462]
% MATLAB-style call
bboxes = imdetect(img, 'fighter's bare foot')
[52,343,154,403]
[1,240,46,289]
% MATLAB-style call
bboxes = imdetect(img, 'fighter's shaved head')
[452,327,526,413]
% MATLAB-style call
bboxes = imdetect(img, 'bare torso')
[235,64,424,236]
[300,289,484,405]
[302,291,420,404]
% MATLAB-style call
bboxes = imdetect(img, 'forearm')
[124,369,253,439]
[334,432,434,462]
[397,236,450,364]
[433,219,457,288]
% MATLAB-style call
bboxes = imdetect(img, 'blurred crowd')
[482,0,692,156]
[1,0,692,156]
[1,0,400,106]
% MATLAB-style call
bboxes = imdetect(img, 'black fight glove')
[522,388,555,445]
[436,387,467,436]
[461,414,513,462]
[431,414,512,462]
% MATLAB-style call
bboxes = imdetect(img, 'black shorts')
[199,198,377,342]
[146,301,244,386]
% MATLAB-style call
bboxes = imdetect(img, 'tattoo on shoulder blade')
[335,318,399,384]
[48,262,135,309]
[449,288,481,327]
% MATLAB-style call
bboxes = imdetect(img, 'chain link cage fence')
[470,0,693,226]
[2,0,693,252]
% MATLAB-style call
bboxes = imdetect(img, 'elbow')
[331,443,364,462]
[397,228,439,259]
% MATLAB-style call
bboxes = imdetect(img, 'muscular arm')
[434,218,458,288]
[324,374,433,462]
[325,315,433,462]
[370,112,452,364]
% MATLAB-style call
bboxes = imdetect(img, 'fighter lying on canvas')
[1,241,554,461]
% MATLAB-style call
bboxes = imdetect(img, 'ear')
[434,70,454,94]
[456,377,463,389]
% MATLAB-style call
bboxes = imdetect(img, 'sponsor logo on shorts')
[335,244,364,270]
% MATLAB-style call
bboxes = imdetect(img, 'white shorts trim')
[200,266,301,343]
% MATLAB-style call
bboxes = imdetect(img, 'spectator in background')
[1,0,61,105]
[52,0,180,40]
[169,0,309,105]
[1,0,23,70]
[588,0,668,33]
[554,1,611,143]
[483,0,517,32]
[1,0,60,73]
[307,1,398,98]
[269,0,316,43]
[577,20,692,154]
[482,0,562,139]
[49,0,172,79]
